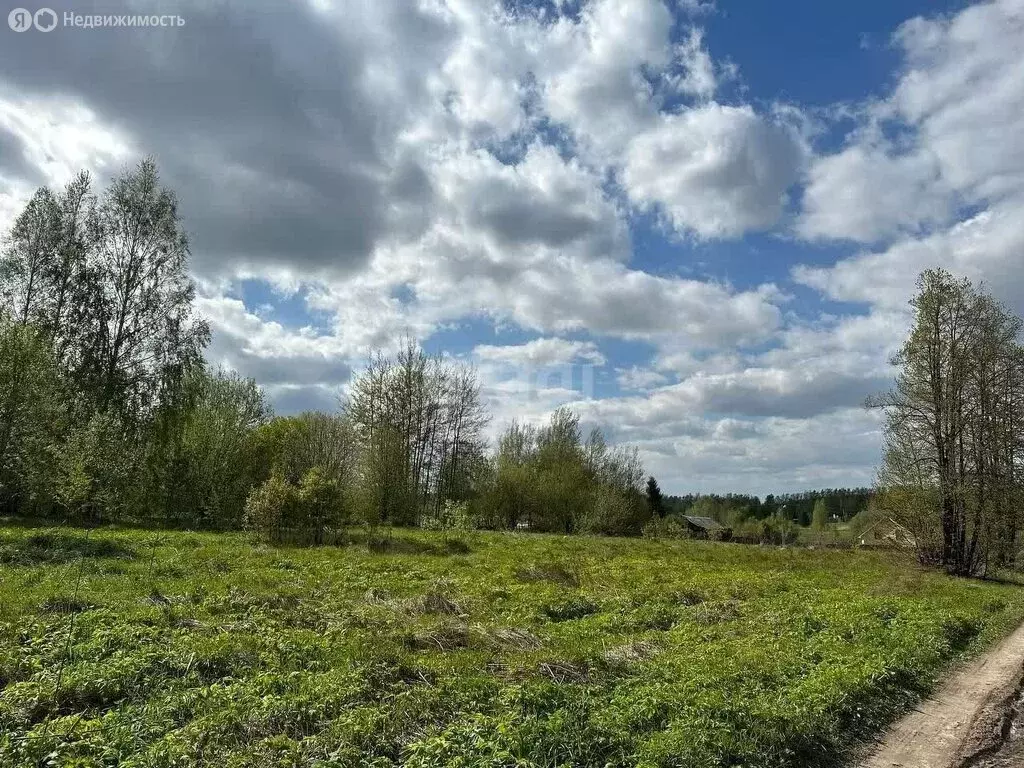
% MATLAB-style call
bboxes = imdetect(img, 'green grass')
[0,523,1022,767]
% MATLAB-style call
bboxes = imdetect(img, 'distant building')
[856,518,916,549]
[682,515,725,539]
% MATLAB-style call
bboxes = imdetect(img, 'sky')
[1,0,1023,495]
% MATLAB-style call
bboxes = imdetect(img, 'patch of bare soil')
[857,621,1024,768]
[970,689,1024,768]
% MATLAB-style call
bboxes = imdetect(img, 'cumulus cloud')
[525,0,805,238]
[624,104,806,238]
[616,366,670,391]
[797,0,1024,246]
[631,407,883,495]
[473,338,606,367]
[3,0,1019,494]
[197,295,352,410]
[798,143,951,242]
[0,0,455,278]
[793,0,1024,356]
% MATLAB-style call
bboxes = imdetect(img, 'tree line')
[661,488,873,527]
[0,162,651,539]
[5,165,1017,570]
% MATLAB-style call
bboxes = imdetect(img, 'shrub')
[243,473,297,543]
[733,515,799,545]
[421,500,476,535]
[642,517,691,539]
[58,412,141,523]
[245,467,347,545]
[580,486,649,537]
[296,466,347,543]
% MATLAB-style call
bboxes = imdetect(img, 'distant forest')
[665,489,874,527]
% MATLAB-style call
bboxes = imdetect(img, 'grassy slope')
[0,524,1022,768]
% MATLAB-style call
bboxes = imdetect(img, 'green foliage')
[244,467,347,545]
[251,411,356,486]
[243,473,297,542]
[642,517,691,540]
[345,341,488,528]
[645,476,665,518]
[812,498,829,531]
[421,500,476,535]
[731,514,800,545]
[663,489,875,526]
[483,410,648,535]
[296,466,348,540]
[57,412,140,522]
[144,367,270,528]
[1,524,1023,767]
[0,318,65,514]
[580,484,648,537]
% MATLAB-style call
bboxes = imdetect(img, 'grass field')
[1,524,1023,768]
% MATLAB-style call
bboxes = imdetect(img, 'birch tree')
[874,269,1024,575]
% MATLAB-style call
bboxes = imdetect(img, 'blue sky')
[1,0,1023,494]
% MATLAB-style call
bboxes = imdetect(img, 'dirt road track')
[857,621,1024,768]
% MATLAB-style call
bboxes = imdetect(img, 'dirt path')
[857,621,1024,768]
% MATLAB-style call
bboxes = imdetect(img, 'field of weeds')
[1,523,1022,767]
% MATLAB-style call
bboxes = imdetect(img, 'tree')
[873,269,1024,575]
[811,498,828,531]
[145,367,271,528]
[345,340,487,525]
[0,317,66,515]
[82,159,209,419]
[57,411,141,523]
[482,420,539,530]
[645,476,665,518]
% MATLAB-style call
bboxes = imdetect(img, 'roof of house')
[683,515,723,530]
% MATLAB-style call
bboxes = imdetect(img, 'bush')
[580,486,649,537]
[421,500,476,535]
[296,466,347,543]
[733,515,799,545]
[58,412,141,523]
[244,467,347,545]
[642,517,691,539]
[243,473,297,543]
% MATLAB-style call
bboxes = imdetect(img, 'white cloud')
[795,203,1024,312]
[797,0,1024,244]
[616,366,670,391]
[793,0,1024,310]
[632,407,883,495]
[0,93,134,189]
[624,104,806,238]
[671,28,721,99]
[0,92,134,232]
[798,143,951,242]
[524,0,804,239]
[473,337,606,367]
[196,295,352,412]
[533,0,674,159]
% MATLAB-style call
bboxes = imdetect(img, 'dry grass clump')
[514,561,580,587]
[403,581,467,617]
[405,621,472,651]
[537,659,590,683]
[602,640,659,667]
[484,626,543,651]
